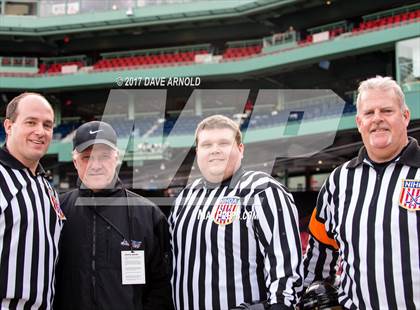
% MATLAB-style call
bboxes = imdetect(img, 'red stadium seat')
[408,11,416,20]
[378,18,387,27]
[38,63,47,73]
[1,57,11,65]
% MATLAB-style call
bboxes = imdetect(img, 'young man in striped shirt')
[170,115,303,310]
[304,76,420,309]
[0,93,64,309]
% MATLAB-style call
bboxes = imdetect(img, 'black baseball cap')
[73,121,118,152]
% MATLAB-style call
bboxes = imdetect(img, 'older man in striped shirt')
[303,76,420,309]
[170,115,303,310]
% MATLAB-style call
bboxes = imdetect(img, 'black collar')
[197,166,246,190]
[347,137,420,169]
[0,145,45,175]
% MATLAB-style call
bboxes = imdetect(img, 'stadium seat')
[222,45,262,60]
[38,63,47,73]
[1,57,11,65]
[408,11,416,20]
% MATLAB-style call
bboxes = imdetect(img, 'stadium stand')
[1,3,418,77]
[45,61,84,74]
[93,47,210,70]
[352,6,420,33]
[222,40,263,59]
[5,3,416,74]
[0,0,419,197]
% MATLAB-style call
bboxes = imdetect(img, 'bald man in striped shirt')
[0,93,63,309]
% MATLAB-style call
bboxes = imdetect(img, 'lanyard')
[91,189,135,252]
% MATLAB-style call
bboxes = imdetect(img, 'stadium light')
[126,7,133,16]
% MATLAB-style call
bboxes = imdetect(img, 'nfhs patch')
[211,197,241,225]
[399,179,420,211]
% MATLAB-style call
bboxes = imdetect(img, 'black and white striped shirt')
[170,168,302,310]
[0,147,63,309]
[303,138,420,310]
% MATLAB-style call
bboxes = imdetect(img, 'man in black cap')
[54,121,173,310]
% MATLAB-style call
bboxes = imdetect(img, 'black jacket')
[54,179,173,310]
